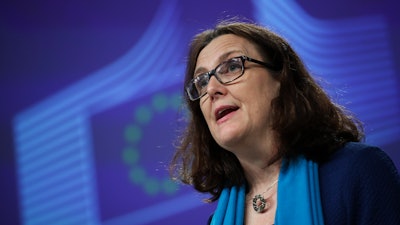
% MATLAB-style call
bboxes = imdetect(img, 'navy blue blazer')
[207,142,400,224]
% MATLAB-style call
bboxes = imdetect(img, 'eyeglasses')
[186,55,280,101]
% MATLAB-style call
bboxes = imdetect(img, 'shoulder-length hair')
[170,21,364,202]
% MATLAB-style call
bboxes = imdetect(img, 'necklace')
[252,179,278,213]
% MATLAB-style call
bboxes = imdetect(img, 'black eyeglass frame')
[185,55,280,101]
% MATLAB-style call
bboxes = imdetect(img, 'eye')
[219,58,242,75]
[194,74,209,89]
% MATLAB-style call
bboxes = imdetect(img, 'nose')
[206,75,226,100]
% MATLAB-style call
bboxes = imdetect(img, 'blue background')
[1,0,399,224]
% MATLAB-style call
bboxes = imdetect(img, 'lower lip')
[216,110,237,125]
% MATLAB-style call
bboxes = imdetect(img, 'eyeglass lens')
[188,57,244,100]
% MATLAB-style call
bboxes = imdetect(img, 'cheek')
[256,76,280,100]
[199,101,211,122]
[245,79,280,115]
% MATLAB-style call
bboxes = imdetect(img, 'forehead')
[196,34,260,70]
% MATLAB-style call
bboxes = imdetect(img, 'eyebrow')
[194,50,243,76]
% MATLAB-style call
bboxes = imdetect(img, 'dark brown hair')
[170,20,364,202]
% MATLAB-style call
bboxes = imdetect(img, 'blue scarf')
[210,156,324,225]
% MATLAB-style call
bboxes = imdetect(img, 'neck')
[241,158,281,194]
[228,131,281,192]
[239,138,280,186]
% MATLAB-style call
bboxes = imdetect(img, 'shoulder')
[320,142,399,177]
[319,142,400,225]
[319,141,400,191]
[320,142,400,193]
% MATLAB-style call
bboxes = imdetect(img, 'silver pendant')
[252,194,266,213]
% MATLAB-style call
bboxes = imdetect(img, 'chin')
[216,135,242,150]
[212,124,245,147]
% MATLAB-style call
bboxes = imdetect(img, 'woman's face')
[196,34,280,152]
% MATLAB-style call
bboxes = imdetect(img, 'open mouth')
[215,106,239,121]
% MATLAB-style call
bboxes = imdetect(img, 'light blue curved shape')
[253,0,400,145]
[13,1,187,224]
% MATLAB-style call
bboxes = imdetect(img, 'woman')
[170,21,400,225]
